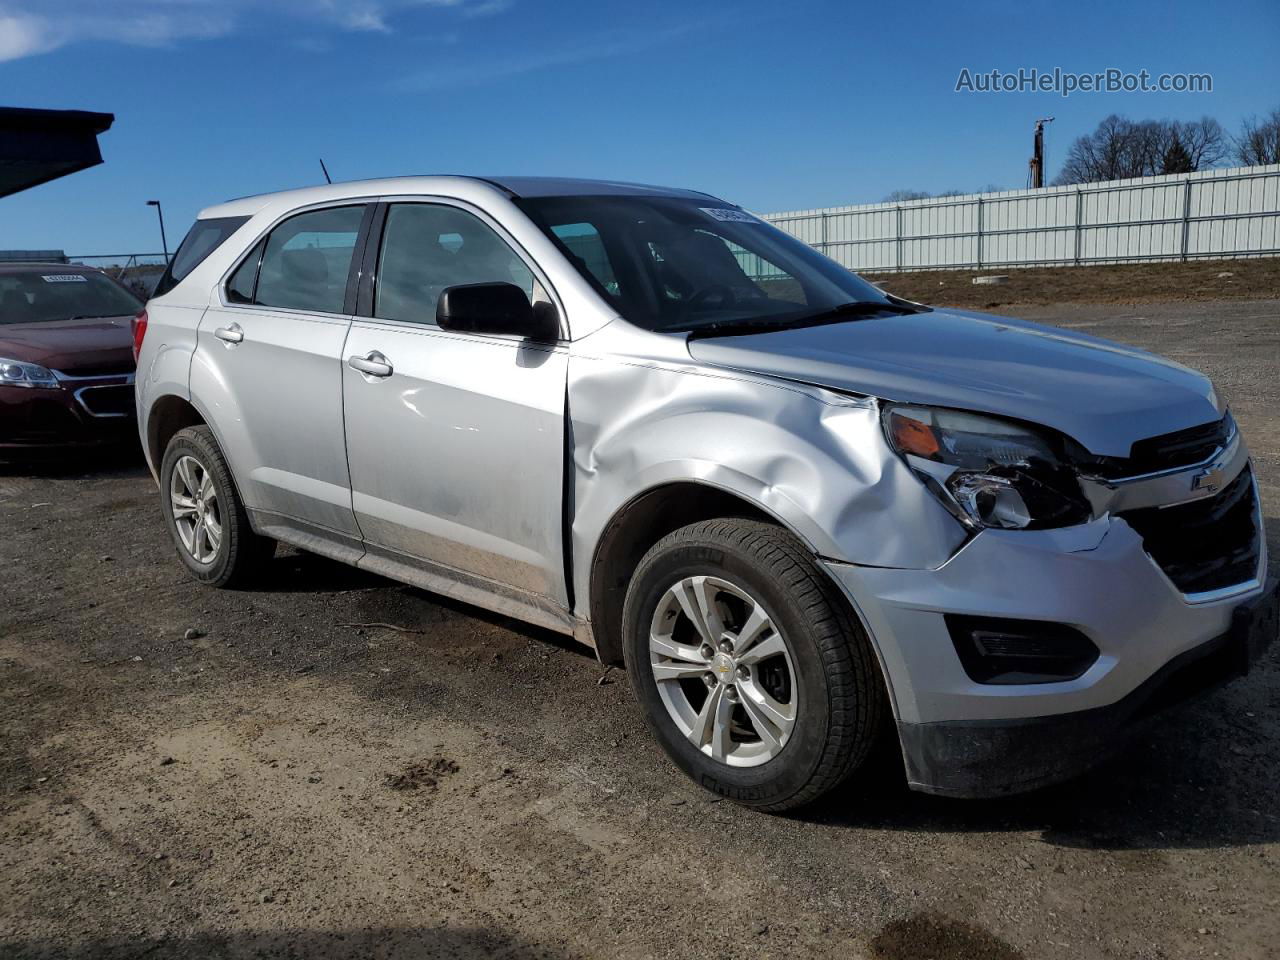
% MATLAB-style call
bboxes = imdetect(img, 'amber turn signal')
[888,411,941,459]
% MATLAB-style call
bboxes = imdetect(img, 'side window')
[154,215,249,297]
[226,238,265,304]
[252,205,365,314]
[374,204,534,324]
[551,222,618,296]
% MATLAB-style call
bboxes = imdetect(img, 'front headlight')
[883,404,1091,530]
[0,357,59,389]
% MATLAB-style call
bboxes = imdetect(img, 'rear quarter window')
[153,215,250,297]
[243,205,367,315]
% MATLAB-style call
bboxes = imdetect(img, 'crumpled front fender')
[567,323,967,618]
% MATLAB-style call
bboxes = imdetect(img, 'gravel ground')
[1,299,1277,960]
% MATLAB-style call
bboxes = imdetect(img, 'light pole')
[146,200,169,263]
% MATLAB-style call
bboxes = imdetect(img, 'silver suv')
[136,176,1277,810]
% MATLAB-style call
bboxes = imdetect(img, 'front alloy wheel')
[624,518,887,812]
[649,576,797,767]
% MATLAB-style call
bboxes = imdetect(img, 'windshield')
[0,271,142,325]
[516,195,897,333]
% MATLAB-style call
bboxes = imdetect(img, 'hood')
[686,308,1221,457]
[0,316,135,376]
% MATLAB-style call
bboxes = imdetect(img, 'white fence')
[759,163,1280,273]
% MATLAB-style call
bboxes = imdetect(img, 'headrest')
[0,289,29,313]
[281,247,328,284]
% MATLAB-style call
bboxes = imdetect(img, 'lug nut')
[718,640,734,655]
[725,685,739,701]
[700,644,715,660]
[737,665,750,681]
[703,673,717,689]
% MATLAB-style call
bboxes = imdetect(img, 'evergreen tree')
[1161,132,1194,174]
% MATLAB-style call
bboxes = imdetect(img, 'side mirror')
[436,282,559,341]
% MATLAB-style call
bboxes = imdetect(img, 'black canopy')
[0,106,115,198]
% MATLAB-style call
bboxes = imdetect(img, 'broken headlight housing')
[883,404,1092,530]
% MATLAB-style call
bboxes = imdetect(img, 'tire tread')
[627,518,886,812]
[161,425,274,588]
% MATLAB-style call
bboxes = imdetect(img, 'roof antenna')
[319,158,332,185]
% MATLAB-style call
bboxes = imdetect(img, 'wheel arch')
[146,394,206,479]
[589,479,822,666]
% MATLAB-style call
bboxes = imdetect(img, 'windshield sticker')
[41,275,88,283]
[700,207,760,223]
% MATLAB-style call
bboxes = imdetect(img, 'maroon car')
[0,263,142,455]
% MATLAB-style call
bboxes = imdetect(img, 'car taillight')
[132,309,148,363]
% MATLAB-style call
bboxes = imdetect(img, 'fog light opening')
[945,615,1100,685]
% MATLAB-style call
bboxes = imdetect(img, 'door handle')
[348,351,393,378]
[214,323,244,344]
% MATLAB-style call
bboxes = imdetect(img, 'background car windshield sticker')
[41,275,88,282]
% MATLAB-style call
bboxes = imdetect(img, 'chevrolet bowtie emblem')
[1192,463,1226,493]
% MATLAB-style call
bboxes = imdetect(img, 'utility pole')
[146,200,169,263]
[1028,117,1054,188]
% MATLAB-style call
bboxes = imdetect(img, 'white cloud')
[394,20,707,91]
[0,3,235,62]
[0,0,508,62]
[460,0,513,18]
[0,13,56,61]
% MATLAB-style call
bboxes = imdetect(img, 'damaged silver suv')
[135,176,1277,810]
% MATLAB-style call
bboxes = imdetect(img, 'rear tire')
[160,425,274,588]
[623,518,886,812]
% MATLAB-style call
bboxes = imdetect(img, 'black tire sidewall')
[624,536,836,807]
[159,428,239,585]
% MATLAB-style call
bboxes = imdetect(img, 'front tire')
[623,519,886,812]
[160,425,274,588]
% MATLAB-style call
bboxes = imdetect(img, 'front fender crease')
[567,329,967,618]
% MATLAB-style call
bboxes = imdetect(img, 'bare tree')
[1175,116,1227,169]
[1055,115,1227,184]
[881,187,994,202]
[1234,109,1280,166]
[1055,115,1140,184]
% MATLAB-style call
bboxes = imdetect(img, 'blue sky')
[2,0,1278,255]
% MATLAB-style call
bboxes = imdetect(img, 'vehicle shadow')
[0,442,148,479]
[248,547,389,594]
[803,682,1280,852]
[255,547,596,661]
[2,925,574,960]
[253,544,1278,852]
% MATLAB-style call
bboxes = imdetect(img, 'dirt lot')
[866,257,1280,309]
[2,298,1278,960]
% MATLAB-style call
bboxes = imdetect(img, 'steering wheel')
[686,284,736,311]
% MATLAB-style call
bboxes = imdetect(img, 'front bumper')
[823,490,1272,797]
[0,374,136,453]
[896,582,1276,797]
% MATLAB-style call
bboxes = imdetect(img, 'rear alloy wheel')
[170,455,223,564]
[160,425,274,587]
[624,518,886,812]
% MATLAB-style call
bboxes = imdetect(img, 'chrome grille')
[1085,413,1234,480]
[74,383,135,418]
[1119,466,1260,595]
